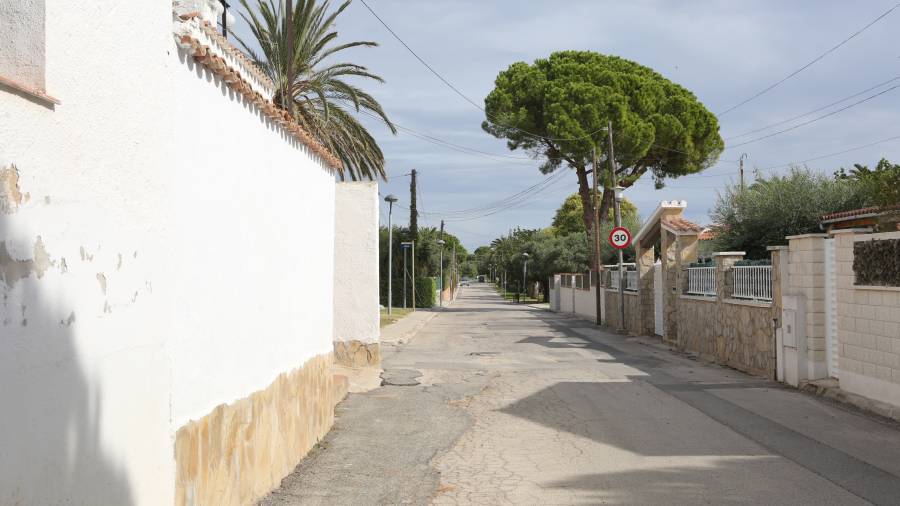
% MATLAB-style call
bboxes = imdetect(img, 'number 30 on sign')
[608,226,632,249]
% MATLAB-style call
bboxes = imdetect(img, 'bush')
[734,259,771,267]
[415,277,437,308]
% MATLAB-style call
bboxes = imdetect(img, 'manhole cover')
[381,369,422,386]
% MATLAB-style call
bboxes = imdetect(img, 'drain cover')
[381,369,422,386]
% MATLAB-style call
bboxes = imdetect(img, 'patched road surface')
[260,284,900,505]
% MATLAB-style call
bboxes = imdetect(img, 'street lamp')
[401,241,414,310]
[521,252,530,302]
[384,194,398,315]
[437,239,446,307]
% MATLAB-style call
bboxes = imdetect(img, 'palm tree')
[235,0,396,180]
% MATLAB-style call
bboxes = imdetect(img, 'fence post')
[712,251,745,362]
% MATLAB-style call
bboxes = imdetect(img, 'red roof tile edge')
[821,203,900,222]
[180,34,343,171]
[662,216,704,233]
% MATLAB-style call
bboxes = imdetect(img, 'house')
[0,1,379,505]
[820,203,900,233]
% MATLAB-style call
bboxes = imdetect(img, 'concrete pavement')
[261,284,900,505]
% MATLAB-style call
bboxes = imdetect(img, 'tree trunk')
[575,166,615,270]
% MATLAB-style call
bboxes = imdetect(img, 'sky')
[232,0,900,251]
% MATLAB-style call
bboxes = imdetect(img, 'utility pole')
[739,153,748,195]
[592,146,602,325]
[411,241,416,311]
[384,194,398,315]
[409,169,418,241]
[608,121,625,333]
[401,243,409,309]
[437,239,446,307]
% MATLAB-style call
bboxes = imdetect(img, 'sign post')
[608,224,631,332]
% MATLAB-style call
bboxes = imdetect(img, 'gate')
[654,261,664,336]
[824,238,839,378]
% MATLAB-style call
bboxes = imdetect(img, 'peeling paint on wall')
[1,165,24,214]
[0,236,54,288]
[96,273,107,295]
[79,246,94,262]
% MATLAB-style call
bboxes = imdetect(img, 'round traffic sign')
[608,226,632,249]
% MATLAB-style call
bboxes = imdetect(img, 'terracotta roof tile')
[662,216,704,234]
[821,203,900,222]
[699,228,718,241]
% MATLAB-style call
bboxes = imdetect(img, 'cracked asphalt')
[260,284,900,505]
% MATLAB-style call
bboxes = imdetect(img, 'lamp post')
[401,241,413,309]
[521,252,530,302]
[437,239,446,307]
[384,194,398,315]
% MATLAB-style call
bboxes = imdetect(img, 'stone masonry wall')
[174,353,348,506]
[604,290,641,334]
[835,230,900,407]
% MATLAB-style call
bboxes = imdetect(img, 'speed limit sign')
[608,226,632,249]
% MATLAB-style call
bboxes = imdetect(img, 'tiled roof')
[821,203,900,222]
[662,216,704,234]
[173,15,343,171]
[699,228,718,241]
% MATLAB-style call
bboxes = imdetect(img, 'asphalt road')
[261,283,900,505]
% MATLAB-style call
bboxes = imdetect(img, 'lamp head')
[384,194,398,203]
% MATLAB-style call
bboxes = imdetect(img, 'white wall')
[0,0,45,90]
[333,182,379,345]
[0,1,337,504]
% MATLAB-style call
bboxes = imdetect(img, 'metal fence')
[625,271,638,291]
[686,266,716,296]
[732,265,773,301]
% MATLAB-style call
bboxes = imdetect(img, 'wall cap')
[766,245,789,251]
[785,233,829,240]
[679,294,717,302]
[829,228,873,235]
[853,285,900,292]
[853,231,900,242]
[712,251,746,257]
[724,297,772,308]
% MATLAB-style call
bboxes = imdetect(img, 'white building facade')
[0,1,376,504]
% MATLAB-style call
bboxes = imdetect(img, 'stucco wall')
[836,230,900,407]
[332,182,380,367]
[0,0,45,90]
[0,2,338,504]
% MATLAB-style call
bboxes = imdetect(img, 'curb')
[799,380,900,424]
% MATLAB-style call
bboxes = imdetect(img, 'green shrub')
[734,259,771,267]
[415,277,437,308]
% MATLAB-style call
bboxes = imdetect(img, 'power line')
[724,83,900,150]
[419,169,569,217]
[652,133,900,187]
[717,2,900,116]
[725,74,900,140]
[357,0,604,145]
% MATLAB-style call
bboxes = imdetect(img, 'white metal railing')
[608,269,638,291]
[687,266,716,296]
[625,271,638,291]
[732,266,773,301]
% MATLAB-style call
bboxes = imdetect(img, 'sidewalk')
[380,307,442,345]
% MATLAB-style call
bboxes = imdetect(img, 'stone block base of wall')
[333,340,381,368]
[174,352,346,506]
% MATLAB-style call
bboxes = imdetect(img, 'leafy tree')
[237,0,396,181]
[551,193,640,263]
[834,158,900,207]
[711,167,865,258]
[483,51,723,265]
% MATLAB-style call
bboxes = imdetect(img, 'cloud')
[231,0,900,251]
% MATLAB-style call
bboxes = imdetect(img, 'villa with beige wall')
[551,201,900,419]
